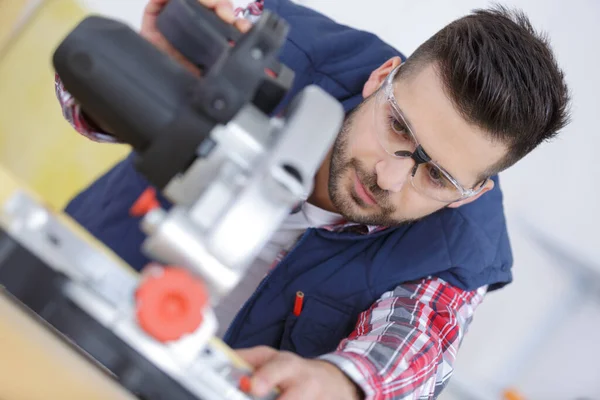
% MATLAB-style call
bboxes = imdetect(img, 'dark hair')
[399,5,571,178]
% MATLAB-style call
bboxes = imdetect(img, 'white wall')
[76,1,600,398]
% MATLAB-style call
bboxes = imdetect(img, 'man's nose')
[375,156,415,193]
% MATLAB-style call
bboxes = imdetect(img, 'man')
[55,0,570,398]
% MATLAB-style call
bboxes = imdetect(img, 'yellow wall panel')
[0,0,128,210]
[0,0,29,47]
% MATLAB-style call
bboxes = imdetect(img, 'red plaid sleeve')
[235,0,264,19]
[54,73,119,143]
[320,278,487,399]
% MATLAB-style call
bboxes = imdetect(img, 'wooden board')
[0,165,138,400]
[0,293,138,400]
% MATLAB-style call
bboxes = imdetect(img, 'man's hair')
[399,5,571,178]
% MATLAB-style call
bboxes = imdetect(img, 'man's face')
[326,61,507,226]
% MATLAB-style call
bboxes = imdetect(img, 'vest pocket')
[278,294,354,358]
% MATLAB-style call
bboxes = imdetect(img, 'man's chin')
[338,203,390,226]
[338,199,419,227]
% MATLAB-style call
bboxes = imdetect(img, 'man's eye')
[428,166,442,181]
[391,118,408,134]
[388,116,412,143]
[425,165,449,188]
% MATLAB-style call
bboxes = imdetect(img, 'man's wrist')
[315,360,364,400]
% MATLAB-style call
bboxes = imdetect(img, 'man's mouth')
[353,170,377,206]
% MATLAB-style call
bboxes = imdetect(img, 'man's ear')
[362,56,403,98]
[447,179,495,209]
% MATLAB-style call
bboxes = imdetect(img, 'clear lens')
[374,94,417,156]
[374,88,464,202]
[413,163,463,202]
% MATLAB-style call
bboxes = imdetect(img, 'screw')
[251,48,263,60]
[213,98,226,110]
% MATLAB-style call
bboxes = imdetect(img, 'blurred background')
[1,0,598,399]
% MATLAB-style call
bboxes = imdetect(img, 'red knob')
[135,267,208,342]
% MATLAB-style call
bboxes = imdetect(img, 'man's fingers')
[141,0,169,34]
[144,0,170,17]
[236,346,279,367]
[234,18,252,33]
[215,0,236,24]
[197,0,219,7]
[140,0,248,71]
[251,353,300,397]
[143,0,247,37]
[277,386,312,400]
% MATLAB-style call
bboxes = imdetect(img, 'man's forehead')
[392,65,506,187]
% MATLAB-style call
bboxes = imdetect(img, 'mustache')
[348,159,392,208]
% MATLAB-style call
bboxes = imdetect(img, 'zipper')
[222,229,313,343]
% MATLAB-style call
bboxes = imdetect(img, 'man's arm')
[320,278,487,399]
[239,278,486,400]
[53,0,255,143]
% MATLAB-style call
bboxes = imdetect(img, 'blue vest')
[65,0,513,358]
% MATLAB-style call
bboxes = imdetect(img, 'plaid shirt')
[53,4,488,398]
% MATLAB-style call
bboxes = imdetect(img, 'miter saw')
[0,1,344,399]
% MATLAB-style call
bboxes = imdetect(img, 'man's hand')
[140,0,252,73]
[237,346,363,400]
